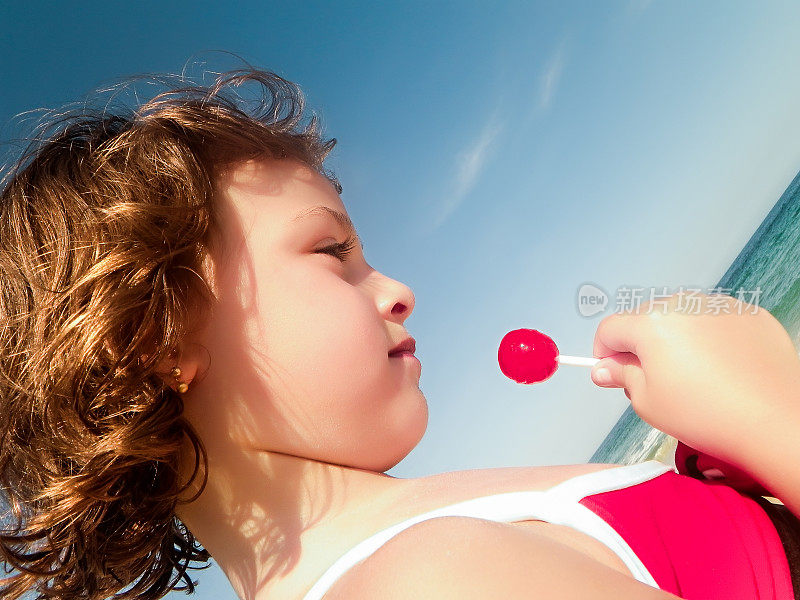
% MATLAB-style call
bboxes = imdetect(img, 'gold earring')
[171,366,189,394]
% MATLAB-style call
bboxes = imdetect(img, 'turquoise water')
[591,169,800,465]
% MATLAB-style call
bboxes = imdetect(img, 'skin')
[589,292,800,515]
[166,158,427,599]
[162,162,800,597]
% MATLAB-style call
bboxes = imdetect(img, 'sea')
[590,168,800,466]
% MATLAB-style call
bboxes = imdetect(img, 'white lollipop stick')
[556,354,600,367]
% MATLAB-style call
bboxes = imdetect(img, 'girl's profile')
[0,67,799,600]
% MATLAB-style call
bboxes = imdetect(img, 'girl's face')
[186,158,427,472]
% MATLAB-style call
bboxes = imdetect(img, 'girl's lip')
[390,351,421,370]
[388,336,416,355]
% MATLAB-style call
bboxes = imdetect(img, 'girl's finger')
[591,352,645,399]
[592,310,649,360]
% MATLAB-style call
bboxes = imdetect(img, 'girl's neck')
[175,444,408,600]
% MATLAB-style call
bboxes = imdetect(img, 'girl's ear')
[153,345,203,394]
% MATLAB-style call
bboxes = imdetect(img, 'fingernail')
[593,367,612,386]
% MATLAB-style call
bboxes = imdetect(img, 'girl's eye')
[314,234,358,263]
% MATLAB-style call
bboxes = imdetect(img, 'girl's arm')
[734,408,800,517]
[590,292,800,516]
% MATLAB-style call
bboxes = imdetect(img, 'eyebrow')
[292,205,365,250]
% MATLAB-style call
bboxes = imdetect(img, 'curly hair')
[0,67,339,599]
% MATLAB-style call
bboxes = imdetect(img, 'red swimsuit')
[581,459,793,598]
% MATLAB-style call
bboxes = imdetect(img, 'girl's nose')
[376,275,415,322]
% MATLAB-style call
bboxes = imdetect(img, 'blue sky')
[4,2,800,597]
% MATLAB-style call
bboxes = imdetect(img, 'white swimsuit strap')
[547,459,675,502]
[302,460,676,600]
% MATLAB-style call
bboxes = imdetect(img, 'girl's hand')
[590,292,800,471]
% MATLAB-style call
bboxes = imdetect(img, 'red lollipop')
[498,329,599,384]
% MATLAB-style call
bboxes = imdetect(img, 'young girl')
[0,67,798,600]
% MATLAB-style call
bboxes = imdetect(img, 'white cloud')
[454,115,502,198]
[540,41,567,111]
[426,111,504,232]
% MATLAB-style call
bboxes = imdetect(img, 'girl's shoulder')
[408,461,626,497]
[318,461,676,600]
[286,462,634,600]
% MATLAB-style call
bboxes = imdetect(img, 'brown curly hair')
[0,67,339,599]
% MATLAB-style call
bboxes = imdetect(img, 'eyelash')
[316,234,358,262]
